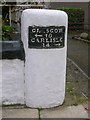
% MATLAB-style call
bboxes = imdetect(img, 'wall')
[0,59,24,105]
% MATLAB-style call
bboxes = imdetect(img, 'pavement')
[67,34,89,78]
[1,104,89,119]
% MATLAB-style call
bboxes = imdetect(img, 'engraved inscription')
[28,26,65,49]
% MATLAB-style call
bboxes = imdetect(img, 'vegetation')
[65,79,88,107]
[2,25,15,41]
[55,7,84,31]
[0,2,16,41]
[0,21,15,41]
[56,7,84,20]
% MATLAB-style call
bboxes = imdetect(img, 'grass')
[63,60,88,107]
[65,80,88,106]
[65,80,88,105]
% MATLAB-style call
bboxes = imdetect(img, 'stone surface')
[40,105,89,118]
[1,59,24,105]
[21,9,68,108]
[80,32,88,39]
[2,108,39,118]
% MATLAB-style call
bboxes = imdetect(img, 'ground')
[65,59,88,107]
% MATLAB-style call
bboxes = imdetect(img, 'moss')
[66,82,73,93]
[65,72,88,106]
[75,80,79,83]
[77,96,88,103]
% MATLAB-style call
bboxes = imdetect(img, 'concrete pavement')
[1,105,89,119]
[40,105,88,118]
[2,108,39,118]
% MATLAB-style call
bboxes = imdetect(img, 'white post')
[21,9,68,108]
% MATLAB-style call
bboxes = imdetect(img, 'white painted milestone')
[21,9,68,108]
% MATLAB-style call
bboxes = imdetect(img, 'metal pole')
[9,6,11,26]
